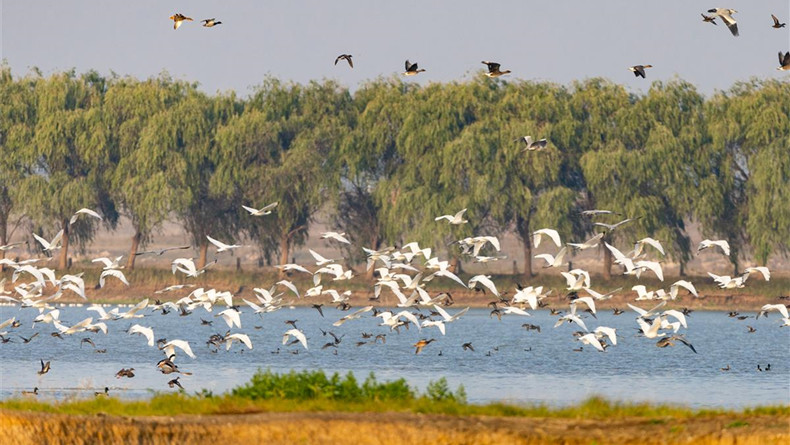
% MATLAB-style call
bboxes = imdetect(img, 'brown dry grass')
[2,409,788,445]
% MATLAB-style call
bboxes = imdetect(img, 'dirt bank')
[1,409,788,445]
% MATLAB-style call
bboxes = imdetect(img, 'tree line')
[1,66,788,277]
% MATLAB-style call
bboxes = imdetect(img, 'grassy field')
[2,370,788,444]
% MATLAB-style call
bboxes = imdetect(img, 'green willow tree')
[702,79,790,270]
[20,71,116,269]
[106,76,192,268]
[0,67,37,261]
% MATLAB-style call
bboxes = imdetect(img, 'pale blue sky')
[1,1,788,96]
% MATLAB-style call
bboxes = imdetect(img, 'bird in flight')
[169,13,193,30]
[701,13,717,25]
[779,52,790,71]
[629,65,652,79]
[335,54,353,68]
[201,18,222,28]
[707,8,738,36]
[481,61,511,78]
[403,60,426,76]
[771,14,786,29]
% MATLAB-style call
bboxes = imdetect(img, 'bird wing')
[533,228,561,248]
[129,324,154,347]
[206,235,231,250]
[580,333,604,351]
[219,309,242,329]
[438,269,468,288]
[745,266,770,281]
[636,261,664,282]
[227,333,253,350]
[572,296,596,314]
[396,310,421,330]
[671,280,698,297]
[100,269,130,287]
[638,237,665,255]
[164,339,196,359]
[662,310,687,329]
[594,326,617,345]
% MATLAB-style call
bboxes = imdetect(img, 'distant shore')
[2,265,787,313]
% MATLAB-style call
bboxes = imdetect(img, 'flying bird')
[771,14,786,29]
[201,18,222,27]
[707,8,738,36]
[169,13,193,30]
[335,54,353,68]
[434,208,468,224]
[778,52,790,71]
[403,60,426,76]
[242,202,278,216]
[481,61,511,77]
[629,65,653,79]
[701,13,718,25]
[515,136,548,151]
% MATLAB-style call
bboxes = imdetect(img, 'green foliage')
[425,377,467,404]
[231,369,415,402]
[1,66,788,270]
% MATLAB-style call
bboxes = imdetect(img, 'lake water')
[1,304,788,408]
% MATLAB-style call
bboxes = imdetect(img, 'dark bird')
[50,332,64,340]
[481,61,511,77]
[95,387,109,397]
[681,308,694,316]
[629,65,653,79]
[169,13,193,30]
[375,334,387,344]
[757,364,763,372]
[335,54,353,68]
[116,368,135,378]
[490,309,502,321]
[285,320,298,329]
[20,333,39,344]
[771,14,786,29]
[312,304,324,317]
[0,335,11,344]
[403,60,426,76]
[521,323,541,333]
[721,365,730,371]
[81,337,95,348]
[736,316,749,320]
[462,342,475,352]
[201,18,222,27]
[168,376,184,389]
[612,308,625,316]
[37,359,51,376]
[747,326,756,333]
[200,318,213,326]
[157,355,192,375]
[22,387,38,396]
[707,8,738,36]
[656,335,697,354]
[778,51,790,71]
[728,311,739,318]
[701,13,718,25]
[321,342,338,350]
[766,364,771,371]
[413,338,436,354]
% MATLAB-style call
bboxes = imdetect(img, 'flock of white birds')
[1,204,788,395]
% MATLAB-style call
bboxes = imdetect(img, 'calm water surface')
[1,305,788,408]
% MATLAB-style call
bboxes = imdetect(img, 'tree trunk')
[58,221,70,270]
[0,219,6,271]
[197,241,209,269]
[679,261,685,277]
[602,240,612,280]
[126,231,142,270]
[278,234,290,279]
[522,236,534,278]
